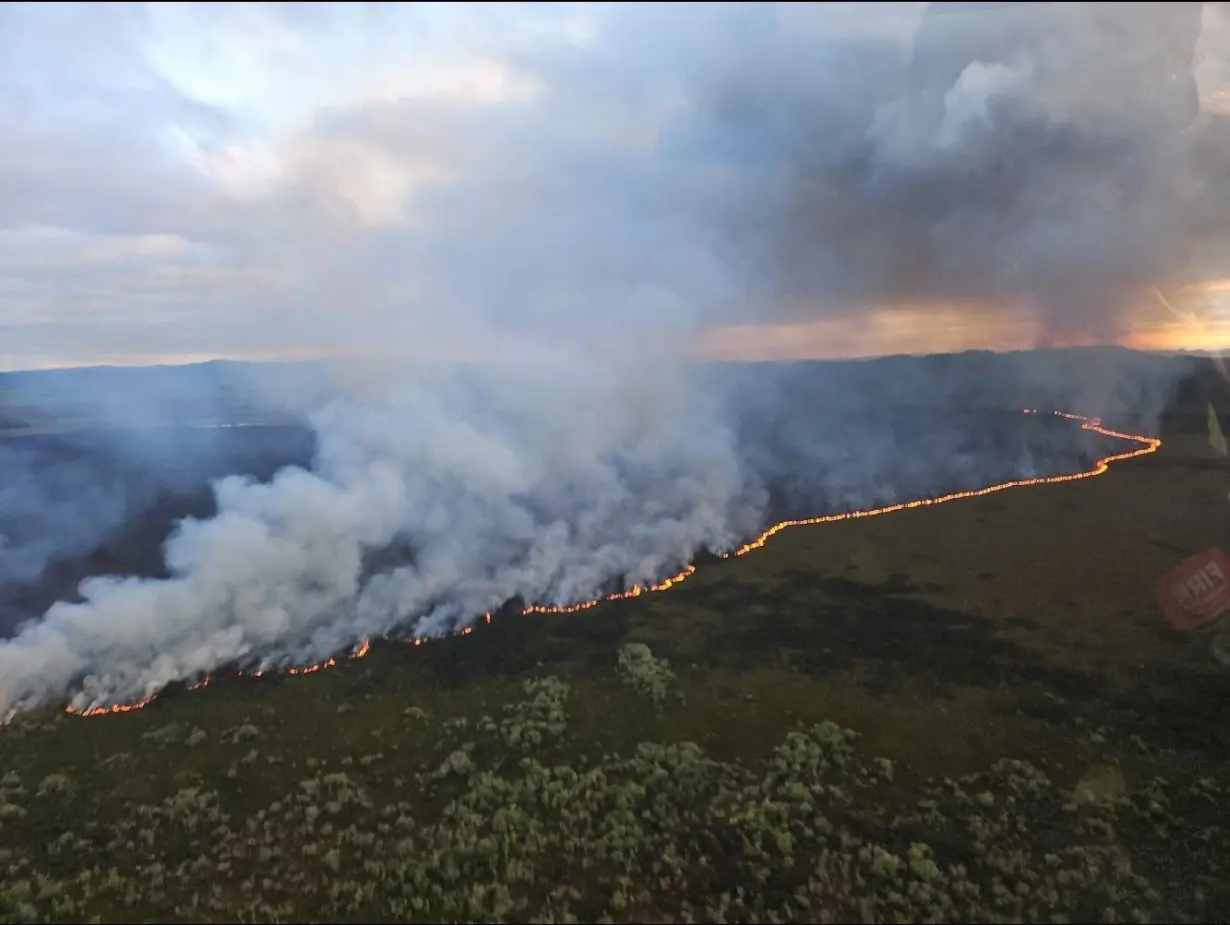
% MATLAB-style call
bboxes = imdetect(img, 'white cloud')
[0,1,1226,369]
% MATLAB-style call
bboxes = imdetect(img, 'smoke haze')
[0,2,1225,717]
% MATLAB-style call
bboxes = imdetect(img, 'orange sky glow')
[699,279,1230,362]
[14,280,1230,373]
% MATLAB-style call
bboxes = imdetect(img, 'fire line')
[67,409,1160,718]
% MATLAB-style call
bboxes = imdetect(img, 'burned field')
[0,405,1111,640]
[3,362,1230,923]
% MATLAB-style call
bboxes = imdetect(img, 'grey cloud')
[683,1,1216,339]
[810,3,1213,337]
[0,2,246,248]
[259,1,1227,357]
[5,2,1224,360]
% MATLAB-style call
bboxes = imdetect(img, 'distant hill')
[0,346,1207,434]
[0,359,337,431]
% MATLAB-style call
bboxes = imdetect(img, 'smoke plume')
[0,2,1225,717]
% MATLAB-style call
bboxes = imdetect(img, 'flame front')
[65,410,1160,719]
[723,410,1160,558]
[71,698,156,718]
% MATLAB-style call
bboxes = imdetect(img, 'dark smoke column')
[872,1,1206,343]
[910,3,1202,134]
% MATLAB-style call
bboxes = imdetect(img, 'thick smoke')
[1,362,765,714]
[0,2,1224,717]
[698,2,1219,339]
[0,362,332,594]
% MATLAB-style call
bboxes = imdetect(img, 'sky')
[1,1,1229,371]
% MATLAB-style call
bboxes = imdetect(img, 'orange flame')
[71,698,156,718]
[67,410,1158,719]
[721,410,1159,558]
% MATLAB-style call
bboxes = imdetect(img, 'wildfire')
[66,639,374,717]
[65,410,1159,719]
[519,564,699,617]
[722,410,1160,558]
[71,699,155,718]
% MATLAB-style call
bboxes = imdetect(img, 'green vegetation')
[616,641,678,703]
[1,637,1228,924]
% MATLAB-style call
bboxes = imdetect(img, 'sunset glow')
[699,278,1230,362]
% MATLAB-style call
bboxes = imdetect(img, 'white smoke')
[0,1,1221,719]
[0,362,765,717]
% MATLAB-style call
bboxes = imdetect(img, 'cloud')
[0,3,1226,366]
[734,2,1218,342]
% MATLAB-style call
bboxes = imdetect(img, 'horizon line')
[0,343,1206,378]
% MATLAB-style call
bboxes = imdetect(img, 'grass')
[3,419,1230,922]
[2,643,1229,924]
[3,618,1229,925]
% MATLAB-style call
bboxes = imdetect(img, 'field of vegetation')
[4,372,1230,923]
[2,630,1229,924]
